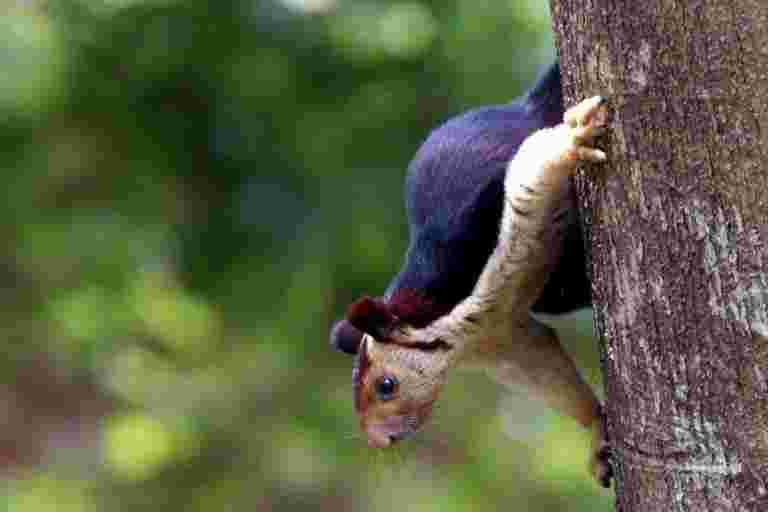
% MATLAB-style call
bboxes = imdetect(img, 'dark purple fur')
[331,63,590,355]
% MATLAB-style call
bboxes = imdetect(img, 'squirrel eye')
[374,375,398,401]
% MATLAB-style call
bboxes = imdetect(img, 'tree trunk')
[550,1,768,510]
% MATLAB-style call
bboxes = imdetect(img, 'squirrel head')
[331,296,455,448]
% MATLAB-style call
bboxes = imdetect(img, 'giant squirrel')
[330,64,613,487]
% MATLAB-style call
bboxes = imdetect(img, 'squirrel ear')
[346,296,399,339]
[330,319,363,355]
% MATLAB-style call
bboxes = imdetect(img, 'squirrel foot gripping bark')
[330,65,613,487]
[590,408,613,488]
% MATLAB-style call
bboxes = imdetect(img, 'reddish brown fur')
[387,289,454,328]
[347,297,398,337]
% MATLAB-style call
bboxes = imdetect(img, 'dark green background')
[2,0,611,510]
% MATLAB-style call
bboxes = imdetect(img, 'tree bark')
[550,1,768,510]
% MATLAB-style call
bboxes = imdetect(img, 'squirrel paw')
[589,408,613,488]
[507,95,609,186]
[563,96,609,163]
[590,439,614,488]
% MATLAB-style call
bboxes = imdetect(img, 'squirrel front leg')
[467,95,608,317]
[457,95,612,485]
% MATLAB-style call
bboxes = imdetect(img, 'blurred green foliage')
[2,0,612,510]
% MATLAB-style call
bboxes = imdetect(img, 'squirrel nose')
[365,424,399,448]
[366,430,393,448]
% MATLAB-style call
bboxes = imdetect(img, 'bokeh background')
[2,0,612,510]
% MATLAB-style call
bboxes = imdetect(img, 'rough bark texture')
[550,1,768,510]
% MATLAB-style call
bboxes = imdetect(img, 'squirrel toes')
[330,64,613,487]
